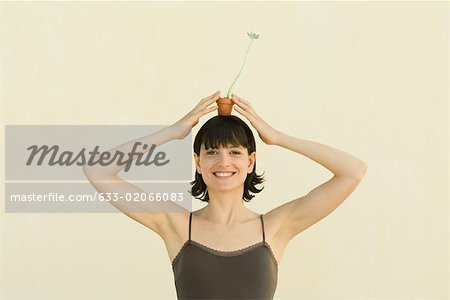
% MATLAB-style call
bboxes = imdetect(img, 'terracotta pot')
[216,97,234,116]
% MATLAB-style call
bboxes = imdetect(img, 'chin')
[206,183,245,193]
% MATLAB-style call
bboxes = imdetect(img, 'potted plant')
[217,31,260,116]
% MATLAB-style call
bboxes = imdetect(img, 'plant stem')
[226,38,255,98]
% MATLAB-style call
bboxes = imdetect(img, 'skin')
[192,144,256,225]
[83,90,368,267]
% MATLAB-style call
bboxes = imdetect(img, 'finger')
[199,105,218,117]
[210,90,220,99]
[233,105,247,117]
[232,95,256,117]
[232,94,251,106]
[206,90,220,99]
[234,106,255,123]
[234,105,257,124]
[196,92,220,112]
[231,94,251,110]
[231,94,248,109]
[202,90,221,103]
[201,94,221,110]
[210,92,221,102]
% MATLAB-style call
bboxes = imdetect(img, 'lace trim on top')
[172,240,279,270]
[190,239,265,256]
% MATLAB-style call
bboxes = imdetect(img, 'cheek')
[239,159,251,169]
[200,160,214,171]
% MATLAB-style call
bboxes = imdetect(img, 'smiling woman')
[83,91,367,300]
[190,115,265,203]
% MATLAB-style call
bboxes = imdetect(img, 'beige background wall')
[1,1,448,299]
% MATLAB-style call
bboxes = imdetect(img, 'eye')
[231,151,241,155]
[206,150,217,155]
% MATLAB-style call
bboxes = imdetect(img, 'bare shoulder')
[159,210,191,242]
[262,206,289,240]
[259,207,296,266]
[261,201,303,254]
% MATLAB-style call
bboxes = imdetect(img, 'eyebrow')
[205,146,243,150]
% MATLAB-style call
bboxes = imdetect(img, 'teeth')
[214,172,234,177]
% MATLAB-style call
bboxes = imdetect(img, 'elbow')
[82,165,115,181]
[82,165,101,180]
[82,165,93,179]
[336,161,368,180]
[354,161,368,180]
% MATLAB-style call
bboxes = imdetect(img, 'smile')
[213,172,236,177]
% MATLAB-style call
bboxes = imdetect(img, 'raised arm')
[230,93,367,243]
[266,132,367,242]
[82,91,221,238]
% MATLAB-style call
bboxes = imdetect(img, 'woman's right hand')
[171,91,220,139]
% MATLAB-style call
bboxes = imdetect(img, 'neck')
[200,188,250,225]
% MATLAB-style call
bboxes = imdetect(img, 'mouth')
[212,172,237,178]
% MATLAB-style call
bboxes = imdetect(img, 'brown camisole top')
[172,212,278,299]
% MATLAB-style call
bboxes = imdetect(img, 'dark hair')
[189,115,265,202]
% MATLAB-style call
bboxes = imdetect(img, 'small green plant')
[225,31,260,99]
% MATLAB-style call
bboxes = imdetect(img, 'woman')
[83,91,368,299]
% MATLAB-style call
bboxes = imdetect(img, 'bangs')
[202,123,250,150]
[194,116,254,154]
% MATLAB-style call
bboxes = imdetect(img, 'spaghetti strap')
[260,214,265,243]
[188,212,192,241]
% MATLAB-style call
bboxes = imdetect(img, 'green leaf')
[247,31,260,40]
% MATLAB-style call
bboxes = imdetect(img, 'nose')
[217,152,232,165]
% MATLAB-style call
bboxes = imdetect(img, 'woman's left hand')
[231,93,281,145]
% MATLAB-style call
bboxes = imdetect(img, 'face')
[194,144,256,192]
